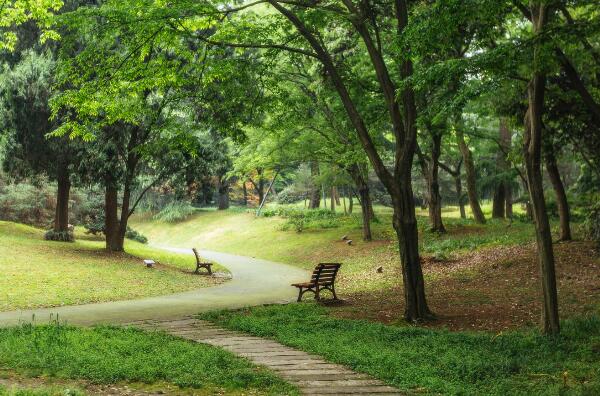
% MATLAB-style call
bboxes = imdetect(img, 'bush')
[262,207,356,232]
[44,229,74,242]
[276,187,306,204]
[585,202,600,248]
[0,182,54,226]
[153,201,196,222]
[125,226,148,244]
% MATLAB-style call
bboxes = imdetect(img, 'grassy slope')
[0,221,226,311]
[131,203,544,294]
[202,304,600,396]
[0,323,297,395]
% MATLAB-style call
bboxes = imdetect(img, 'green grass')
[0,221,226,311]
[0,323,297,395]
[201,304,600,396]
[131,203,550,294]
[0,385,85,396]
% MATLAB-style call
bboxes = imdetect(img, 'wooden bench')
[292,263,341,302]
[192,248,213,275]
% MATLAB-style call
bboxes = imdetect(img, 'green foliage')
[584,201,600,249]
[124,227,147,244]
[153,201,196,223]
[44,229,73,242]
[0,182,53,226]
[0,0,62,51]
[262,207,355,232]
[202,304,600,396]
[0,323,296,395]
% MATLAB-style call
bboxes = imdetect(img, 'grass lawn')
[201,304,600,396]
[0,323,297,395]
[132,204,599,331]
[0,221,227,311]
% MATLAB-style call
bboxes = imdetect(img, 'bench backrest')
[192,248,201,264]
[311,263,341,285]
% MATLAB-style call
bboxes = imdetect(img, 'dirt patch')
[329,241,600,331]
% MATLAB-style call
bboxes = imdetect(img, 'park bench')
[292,263,341,302]
[192,248,213,275]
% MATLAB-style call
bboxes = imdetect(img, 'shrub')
[262,207,357,232]
[585,201,600,248]
[44,229,74,242]
[125,226,148,244]
[153,201,196,223]
[276,187,306,204]
[0,182,54,226]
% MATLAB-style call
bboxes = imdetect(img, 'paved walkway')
[126,316,403,396]
[0,249,307,327]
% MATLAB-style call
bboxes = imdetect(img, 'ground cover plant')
[0,221,226,311]
[201,304,600,396]
[0,323,297,396]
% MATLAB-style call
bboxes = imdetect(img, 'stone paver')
[125,317,403,396]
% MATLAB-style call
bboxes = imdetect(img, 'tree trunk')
[392,176,432,321]
[505,184,513,219]
[217,177,230,210]
[456,125,486,224]
[524,2,560,335]
[358,186,373,241]
[427,133,445,232]
[54,165,71,233]
[334,186,341,205]
[492,184,506,218]
[242,182,248,206]
[105,183,120,252]
[493,118,512,219]
[455,175,466,219]
[545,149,571,241]
[348,189,354,214]
[309,162,321,209]
[330,187,336,212]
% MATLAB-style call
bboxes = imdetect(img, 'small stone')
[346,240,353,245]
[143,259,155,268]
[376,266,383,273]
[341,235,348,240]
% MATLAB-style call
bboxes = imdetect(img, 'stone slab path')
[126,316,403,396]
[0,249,307,327]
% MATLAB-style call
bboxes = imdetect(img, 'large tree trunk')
[54,164,71,233]
[309,162,321,209]
[456,125,486,224]
[524,2,560,335]
[217,177,230,210]
[493,118,512,219]
[545,148,571,241]
[105,183,120,252]
[505,184,513,219]
[427,133,445,232]
[393,176,432,321]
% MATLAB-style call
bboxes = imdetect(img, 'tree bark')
[309,161,321,209]
[455,174,466,219]
[217,177,230,210]
[54,164,71,233]
[242,181,248,206]
[524,2,560,335]
[505,184,513,219]
[330,186,336,212]
[105,183,120,252]
[348,188,354,214]
[545,148,571,241]
[348,165,372,241]
[493,118,512,219]
[455,124,486,224]
[427,133,445,232]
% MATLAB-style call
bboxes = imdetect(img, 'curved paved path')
[0,249,307,327]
